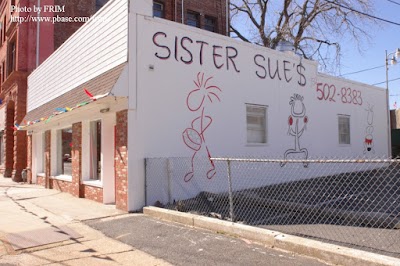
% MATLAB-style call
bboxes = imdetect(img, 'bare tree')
[230,0,377,72]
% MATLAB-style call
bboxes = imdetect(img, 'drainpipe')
[181,0,184,24]
[36,0,40,67]
[174,0,177,21]
[226,0,229,36]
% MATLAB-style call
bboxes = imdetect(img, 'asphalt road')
[86,215,328,266]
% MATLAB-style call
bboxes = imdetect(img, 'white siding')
[27,0,128,112]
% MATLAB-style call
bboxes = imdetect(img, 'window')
[153,2,164,18]
[2,61,5,83]
[96,0,109,12]
[0,131,3,165]
[59,127,72,176]
[186,11,200,28]
[0,27,2,46]
[89,121,101,180]
[204,16,216,32]
[2,16,6,43]
[33,132,46,175]
[246,104,267,144]
[39,133,45,174]
[8,41,16,75]
[338,115,350,145]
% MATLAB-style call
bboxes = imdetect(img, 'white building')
[23,0,390,211]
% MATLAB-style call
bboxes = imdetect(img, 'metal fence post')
[144,158,148,206]
[167,158,172,204]
[227,159,235,222]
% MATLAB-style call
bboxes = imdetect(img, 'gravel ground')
[163,165,400,257]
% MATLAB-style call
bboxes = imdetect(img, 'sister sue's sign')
[152,31,307,87]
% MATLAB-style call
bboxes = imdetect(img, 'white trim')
[82,119,102,181]
[50,129,59,176]
[102,113,116,204]
[82,179,103,188]
[81,120,91,181]
[50,175,72,182]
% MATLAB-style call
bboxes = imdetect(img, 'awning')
[24,63,127,124]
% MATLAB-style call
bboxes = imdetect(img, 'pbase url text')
[10,15,110,24]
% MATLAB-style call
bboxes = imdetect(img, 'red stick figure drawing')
[281,94,309,167]
[182,72,222,182]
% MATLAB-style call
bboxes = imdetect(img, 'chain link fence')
[145,156,400,257]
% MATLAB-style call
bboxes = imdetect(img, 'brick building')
[153,0,228,35]
[0,0,110,181]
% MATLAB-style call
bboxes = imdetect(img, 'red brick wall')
[53,0,97,50]
[115,110,128,211]
[8,80,28,181]
[4,101,15,177]
[80,184,103,203]
[37,175,46,186]
[157,0,228,35]
[50,178,75,193]
[70,122,82,197]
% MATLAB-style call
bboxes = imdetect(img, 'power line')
[387,0,400,6]
[372,77,400,86]
[324,0,400,26]
[340,65,385,76]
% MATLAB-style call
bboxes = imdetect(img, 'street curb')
[143,206,400,266]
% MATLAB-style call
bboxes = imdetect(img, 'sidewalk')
[2,175,400,266]
[0,176,328,266]
[0,176,171,265]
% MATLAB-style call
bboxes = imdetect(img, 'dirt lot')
[164,165,400,257]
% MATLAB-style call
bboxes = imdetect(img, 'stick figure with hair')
[182,72,222,182]
[281,94,309,167]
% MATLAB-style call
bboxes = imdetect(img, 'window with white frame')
[153,2,164,18]
[34,132,46,175]
[246,104,267,144]
[338,115,351,145]
[59,127,72,176]
[89,120,102,180]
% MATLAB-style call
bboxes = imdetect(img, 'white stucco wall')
[128,16,389,209]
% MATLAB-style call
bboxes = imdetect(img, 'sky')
[231,0,400,109]
[334,0,400,109]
